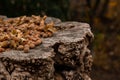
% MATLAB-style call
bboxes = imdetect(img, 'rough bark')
[0,17,94,80]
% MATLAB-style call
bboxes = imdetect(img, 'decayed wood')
[0,17,94,80]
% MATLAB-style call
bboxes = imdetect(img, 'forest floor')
[91,67,120,80]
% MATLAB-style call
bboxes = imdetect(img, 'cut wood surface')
[0,17,94,80]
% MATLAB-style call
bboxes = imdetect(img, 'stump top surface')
[43,22,92,47]
[0,17,93,61]
[0,46,53,60]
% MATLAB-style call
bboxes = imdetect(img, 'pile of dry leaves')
[0,15,56,53]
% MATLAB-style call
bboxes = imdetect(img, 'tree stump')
[0,17,94,80]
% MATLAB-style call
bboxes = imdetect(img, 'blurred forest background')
[0,0,120,80]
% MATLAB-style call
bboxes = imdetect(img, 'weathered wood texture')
[0,17,94,80]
